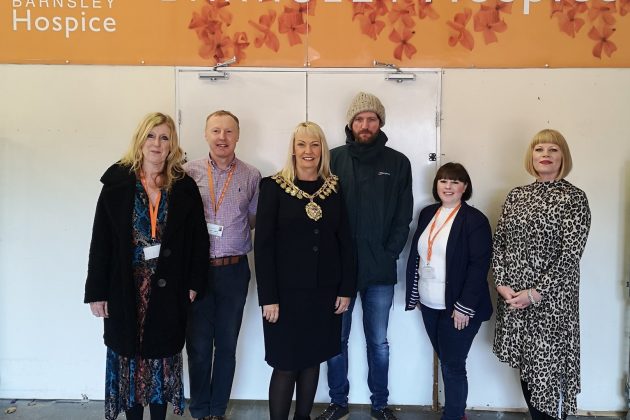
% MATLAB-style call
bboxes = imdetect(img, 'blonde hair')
[524,128,573,180]
[120,112,185,191]
[279,121,333,182]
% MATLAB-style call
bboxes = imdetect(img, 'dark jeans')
[186,258,250,418]
[420,304,482,420]
[326,284,394,411]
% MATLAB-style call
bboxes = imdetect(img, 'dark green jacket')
[331,126,413,290]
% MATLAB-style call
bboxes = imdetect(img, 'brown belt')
[209,255,244,267]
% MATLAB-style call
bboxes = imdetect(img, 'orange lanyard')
[426,204,461,264]
[140,176,161,240]
[207,161,236,216]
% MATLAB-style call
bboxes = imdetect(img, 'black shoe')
[371,407,398,420]
[314,403,349,420]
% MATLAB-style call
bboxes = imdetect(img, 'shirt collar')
[208,154,237,172]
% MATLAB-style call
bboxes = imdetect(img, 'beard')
[353,129,378,144]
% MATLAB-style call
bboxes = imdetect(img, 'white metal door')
[176,68,439,405]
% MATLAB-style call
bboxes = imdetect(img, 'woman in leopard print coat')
[492,129,591,420]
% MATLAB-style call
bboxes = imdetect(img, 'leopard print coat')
[492,179,590,419]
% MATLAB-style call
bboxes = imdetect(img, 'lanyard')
[426,203,461,265]
[140,176,161,240]
[207,161,236,216]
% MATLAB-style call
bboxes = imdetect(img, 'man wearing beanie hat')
[316,92,412,420]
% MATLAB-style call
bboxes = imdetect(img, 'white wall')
[0,65,176,399]
[0,65,627,414]
[441,68,630,412]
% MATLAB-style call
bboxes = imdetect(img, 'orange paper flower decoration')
[213,35,235,63]
[480,0,512,16]
[389,28,417,60]
[249,10,280,52]
[359,11,387,40]
[473,9,507,44]
[588,25,617,58]
[389,0,416,28]
[556,8,585,37]
[278,9,309,46]
[551,0,588,17]
[418,0,439,20]
[233,32,250,60]
[588,0,616,25]
[447,8,474,51]
[187,0,628,65]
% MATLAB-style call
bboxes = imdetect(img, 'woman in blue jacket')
[405,162,492,420]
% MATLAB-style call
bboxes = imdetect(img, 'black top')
[84,163,209,358]
[254,175,356,369]
[405,202,493,321]
[255,176,356,306]
[330,126,413,290]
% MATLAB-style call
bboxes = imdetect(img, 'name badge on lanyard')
[421,265,436,279]
[207,222,224,237]
[140,174,163,260]
[143,244,161,260]
[424,204,461,277]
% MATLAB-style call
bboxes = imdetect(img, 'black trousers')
[520,380,559,420]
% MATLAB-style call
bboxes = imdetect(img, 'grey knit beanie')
[346,92,385,128]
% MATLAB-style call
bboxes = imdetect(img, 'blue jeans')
[326,284,394,411]
[420,304,482,420]
[186,258,250,418]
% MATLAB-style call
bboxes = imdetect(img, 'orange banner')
[2,0,629,67]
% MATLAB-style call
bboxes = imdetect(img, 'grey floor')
[0,399,622,420]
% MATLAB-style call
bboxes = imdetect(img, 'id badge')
[143,244,161,260]
[421,265,436,279]
[207,223,224,237]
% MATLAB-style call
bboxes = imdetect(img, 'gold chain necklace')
[271,174,338,221]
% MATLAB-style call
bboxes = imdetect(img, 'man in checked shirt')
[184,110,261,420]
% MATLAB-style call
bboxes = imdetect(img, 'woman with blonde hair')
[255,121,356,420]
[85,112,209,420]
[493,129,591,419]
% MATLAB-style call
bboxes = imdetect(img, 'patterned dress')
[492,180,590,419]
[104,180,185,420]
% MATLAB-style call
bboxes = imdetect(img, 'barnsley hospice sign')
[3,0,630,67]
[12,0,116,40]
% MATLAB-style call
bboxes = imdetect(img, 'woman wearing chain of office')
[255,121,356,420]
